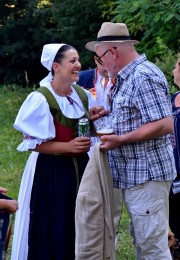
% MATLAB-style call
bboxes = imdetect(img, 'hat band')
[97,35,132,41]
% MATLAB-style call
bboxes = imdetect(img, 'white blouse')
[95,73,113,110]
[14,82,97,151]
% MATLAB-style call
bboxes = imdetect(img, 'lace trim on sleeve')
[17,137,44,152]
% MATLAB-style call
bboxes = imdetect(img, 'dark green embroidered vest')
[36,84,89,141]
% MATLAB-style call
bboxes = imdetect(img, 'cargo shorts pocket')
[130,198,166,246]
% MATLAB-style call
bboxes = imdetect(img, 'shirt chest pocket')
[113,96,140,123]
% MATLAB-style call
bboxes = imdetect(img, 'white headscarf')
[40,43,65,86]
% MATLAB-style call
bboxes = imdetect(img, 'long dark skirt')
[27,153,89,260]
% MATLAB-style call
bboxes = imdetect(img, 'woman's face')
[54,49,81,84]
[173,60,180,88]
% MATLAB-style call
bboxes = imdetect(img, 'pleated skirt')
[27,153,89,260]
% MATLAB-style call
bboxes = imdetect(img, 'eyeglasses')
[94,49,109,65]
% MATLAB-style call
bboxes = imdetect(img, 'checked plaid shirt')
[108,54,176,189]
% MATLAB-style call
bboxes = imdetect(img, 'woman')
[169,59,180,243]
[11,43,106,260]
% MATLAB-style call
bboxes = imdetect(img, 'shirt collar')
[117,54,147,80]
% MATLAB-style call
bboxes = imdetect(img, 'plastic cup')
[93,116,113,142]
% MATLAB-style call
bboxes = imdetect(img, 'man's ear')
[109,47,117,60]
[109,47,117,55]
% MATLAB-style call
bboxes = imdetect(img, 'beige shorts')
[123,181,172,260]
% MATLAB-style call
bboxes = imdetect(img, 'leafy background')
[0,0,179,91]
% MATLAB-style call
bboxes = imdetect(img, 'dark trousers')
[0,213,10,260]
[169,185,180,240]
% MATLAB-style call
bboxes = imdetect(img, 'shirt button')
[106,256,110,259]
[146,210,150,214]
[109,235,113,239]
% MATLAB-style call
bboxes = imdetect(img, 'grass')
[0,86,136,259]
[0,86,31,259]
[0,86,31,199]
[117,207,136,259]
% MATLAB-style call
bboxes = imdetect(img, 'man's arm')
[100,116,173,150]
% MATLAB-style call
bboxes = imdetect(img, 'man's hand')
[100,134,120,151]
[89,106,109,121]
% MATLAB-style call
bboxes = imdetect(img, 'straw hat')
[85,22,139,52]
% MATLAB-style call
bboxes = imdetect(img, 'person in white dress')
[11,43,107,260]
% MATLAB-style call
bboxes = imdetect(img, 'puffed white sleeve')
[14,91,55,151]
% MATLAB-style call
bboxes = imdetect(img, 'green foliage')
[0,0,60,86]
[154,49,178,94]
[113,0,180,61]
[107,0,180,93]
[0,0,180,86]
[0,0,117,84]
[52,0,117,69]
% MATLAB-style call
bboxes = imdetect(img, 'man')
[77,54,114,110]
[85,22,176,259]
[77,54,122,247]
